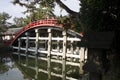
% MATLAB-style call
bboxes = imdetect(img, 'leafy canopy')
[0,12,11,32]
[12,0,120,32]
[80,0,120,31]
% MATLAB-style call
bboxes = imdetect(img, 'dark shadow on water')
[0,56,29,80]
[0,45,28,80]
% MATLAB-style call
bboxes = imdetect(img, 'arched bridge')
[11,18,82,46]
[11,18,88,80]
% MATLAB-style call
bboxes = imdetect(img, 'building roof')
[5,27,22,35]
[79,31,115,49]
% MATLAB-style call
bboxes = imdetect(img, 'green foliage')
[13,17,25,27]
[0,12,11,33]
[80,0,120,31]
[12,0,82,31]
[0,24,7,32]
[39,0,55,8]
[0,12,11,24]
[12,0,55,21]
[80,1,120,80]
[9,24,18,28]
[71,18,82,32]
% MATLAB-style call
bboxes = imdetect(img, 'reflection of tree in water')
[0,56,13,74]
[0,42,12,74]
[0,60,9,74]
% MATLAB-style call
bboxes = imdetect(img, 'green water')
[12,54,83,80]
[0,57,28,80]
[0,54,86,80]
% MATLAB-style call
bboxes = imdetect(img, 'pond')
[0,57,29,80]
[0,53,88,80]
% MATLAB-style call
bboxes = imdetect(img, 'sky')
[0,0,80,23]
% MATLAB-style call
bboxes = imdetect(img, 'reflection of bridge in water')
[10,18,88,80]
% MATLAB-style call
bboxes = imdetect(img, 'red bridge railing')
[10,18,62,45]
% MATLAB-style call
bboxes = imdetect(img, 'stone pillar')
[62,29,67,80]
[18,38,21,63]
[62,30,67,60]
[35,29,39,66]
[62,59,66,80]
[70,41,74,61]
[35,29,39,80]
[57,38,60,59]
[35,64,39,80]
[47,28,52,57]
[79,47,85,74]
[35,29,39,55]
[84,48,88,61]
[47,57,51,80]
[25,32,29,66]
[47,28,52,80]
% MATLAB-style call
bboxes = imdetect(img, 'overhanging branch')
[55,0,84,31]
[55,0,79,15]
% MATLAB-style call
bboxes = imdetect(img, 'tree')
[12,0,120,32]
[11,0,120,80]
[80,1,120,80]
[13,17,25,27]
[80,0,120,31]
[12,0,55,21]
[12,0,84,31]
[0,12,11,41]
[0,12,11,33]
